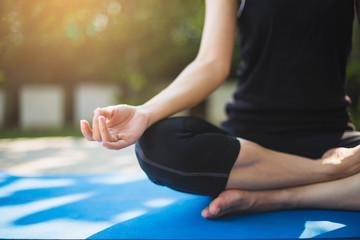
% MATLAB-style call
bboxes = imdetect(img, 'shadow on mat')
[0,171,195,238]
[1,171,360,239]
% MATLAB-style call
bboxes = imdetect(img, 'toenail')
[201,210,209,218]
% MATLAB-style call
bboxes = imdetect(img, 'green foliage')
[346,61,360,129]
[347,61,360,81]
[0,0,206,103]
[127,73,147,91]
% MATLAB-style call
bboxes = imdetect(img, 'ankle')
[266,189,296,210]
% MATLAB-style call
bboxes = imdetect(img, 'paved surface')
[0,137,142,176]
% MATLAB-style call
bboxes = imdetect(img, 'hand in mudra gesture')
[80,104,150,150]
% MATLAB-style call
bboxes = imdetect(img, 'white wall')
[74,83,117,125]
[11,82,234,129]
[20,85,64,129]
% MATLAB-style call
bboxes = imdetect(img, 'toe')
[209,201,221,216]
[207,190,251,218]
[201,207,210,218]
[201,196,225,219]
[201,206,220,219]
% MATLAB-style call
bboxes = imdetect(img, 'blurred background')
[0,3,358,237]
[0,0,359,138]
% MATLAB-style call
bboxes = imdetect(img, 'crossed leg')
[135,117,360,218]
[225,139,360,190]
[202,172,360,218]
[224,139,360,190]
[202,143,360,219]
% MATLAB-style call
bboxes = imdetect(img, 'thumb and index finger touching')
[97,106,115,119]
[80,106,115,141]
[97,106,136,150]
[81,106,131,150]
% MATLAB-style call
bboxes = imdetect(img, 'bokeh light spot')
[107,1,122,16]
[93,14,109,32]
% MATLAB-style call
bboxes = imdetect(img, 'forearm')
[138,0,238,127]
[139,58,228,127]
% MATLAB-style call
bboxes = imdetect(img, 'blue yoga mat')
[0,171,359,239]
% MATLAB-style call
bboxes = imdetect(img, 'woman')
[81,0,360,219]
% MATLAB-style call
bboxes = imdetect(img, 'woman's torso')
[222,0,355,157]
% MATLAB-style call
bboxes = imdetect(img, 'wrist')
[137,104,153,128]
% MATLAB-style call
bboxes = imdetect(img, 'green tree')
[0,0,211,127]
[347,22,360,129]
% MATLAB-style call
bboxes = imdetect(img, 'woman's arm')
[81,0,240,149]
[140,0,240,127]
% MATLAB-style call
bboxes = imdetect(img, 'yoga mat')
[0,171,359,239]
[89,200,360,239]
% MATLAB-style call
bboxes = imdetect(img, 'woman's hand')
[80,104,150,150]
[80,0,239,150]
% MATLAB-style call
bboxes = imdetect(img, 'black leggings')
[135,117,360,197]
[135,117,240,196]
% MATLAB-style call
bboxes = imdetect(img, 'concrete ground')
[0,137,142,176]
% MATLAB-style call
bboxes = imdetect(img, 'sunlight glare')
[144,198,176,208]
[94,14,109,32]
[0,192,94,224]
[0,178,74,198]
[112,209,147,223]
[107,1,122,16]
[0,137,76,154]
[5,149,87,175]
[0,219,113,239]
[89,173,146,185]
[299,221,346,238]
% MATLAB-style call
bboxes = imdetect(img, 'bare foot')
[201,190,253,219]
[202,172,360,219]
[201,189,289,219]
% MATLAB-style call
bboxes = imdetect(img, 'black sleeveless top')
[222,0,354,143]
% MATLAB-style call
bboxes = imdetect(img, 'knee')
[135,117,217,174]
[135,118,198,193]
[136,135,224,196]
[134,117,239,196]
[136,118,199,183]
[136,118,185,168]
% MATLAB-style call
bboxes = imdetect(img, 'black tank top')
[222,0,354,140]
